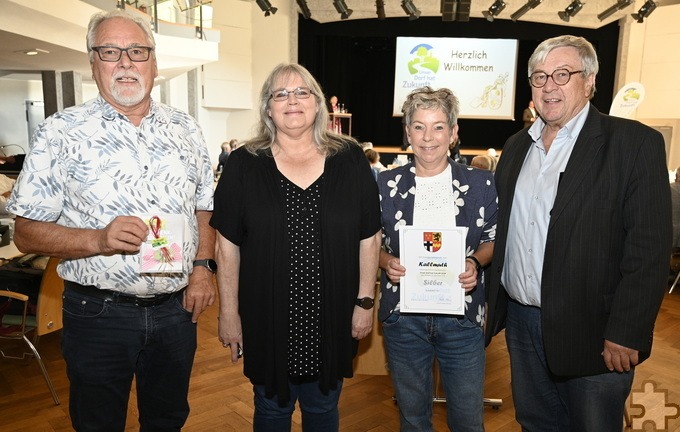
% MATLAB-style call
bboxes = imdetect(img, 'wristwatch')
[355,297,375,310]
[193,259,218,273]
[466,255,482,272]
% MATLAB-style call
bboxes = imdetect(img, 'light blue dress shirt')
[502,103,590,306]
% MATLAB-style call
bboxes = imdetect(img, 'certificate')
[398,226,468,314]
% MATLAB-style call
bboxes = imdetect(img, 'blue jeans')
[505,299,634,432]
[253,377,343,432]
[382,311,485,432]
[61,286,197,432]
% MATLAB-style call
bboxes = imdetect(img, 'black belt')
[65,281,185,307]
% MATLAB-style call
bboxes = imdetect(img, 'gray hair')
[401,87,460,129]
[86,10,156,63]
[244,63,354,156]
[528,35,599,99]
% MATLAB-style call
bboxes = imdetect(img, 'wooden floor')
[1,287,679,431]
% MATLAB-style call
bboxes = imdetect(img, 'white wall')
[197,0,295,167]
[0,78,43,153]
[617,6,680,170]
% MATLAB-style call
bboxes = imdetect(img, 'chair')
[670,251,680,294]
[0,257,63,405]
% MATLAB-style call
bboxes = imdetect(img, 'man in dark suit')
[522,100,536,128]
[485,35,671,431]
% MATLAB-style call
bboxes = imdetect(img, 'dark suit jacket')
[485,105,672,377]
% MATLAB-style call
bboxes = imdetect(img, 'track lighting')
[296,0,312,19]
[402,0,422,20]
[255,0,277,17]
[376,0,386,19]
[631,0,657,22]
[597,0,633,21]
[510,0,543,21]
[333,0,353,20]
[558,0,584,21]
[482,0,507,21]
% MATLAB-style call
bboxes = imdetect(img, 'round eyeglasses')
[270,87,313,102]
[91,46,154,62]
[529,69,583,88]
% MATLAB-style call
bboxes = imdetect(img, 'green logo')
[407,44,440,75]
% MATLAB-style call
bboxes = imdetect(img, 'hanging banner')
[609,82,645,118]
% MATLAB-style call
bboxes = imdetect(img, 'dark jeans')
[382,311,485,432]
[253,378,343,432]
[62,286,197,432]
[505,299,634,432]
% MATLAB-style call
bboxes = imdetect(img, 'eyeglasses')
[270,87,313,102]
[529,69,583,88]
[91,46,154,62]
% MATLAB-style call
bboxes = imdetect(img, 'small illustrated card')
[139,213,184,273]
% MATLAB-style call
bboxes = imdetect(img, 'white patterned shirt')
[7,95,214,295]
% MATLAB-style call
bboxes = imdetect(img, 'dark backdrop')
[297,16,619,150]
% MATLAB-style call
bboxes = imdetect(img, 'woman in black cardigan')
[211,63,381,432]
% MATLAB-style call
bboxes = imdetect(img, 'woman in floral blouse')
[377,87,498,432]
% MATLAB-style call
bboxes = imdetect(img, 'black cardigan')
[211,143,381,403]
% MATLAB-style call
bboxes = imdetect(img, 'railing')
[123,1,212,39]
[80,0,214,40]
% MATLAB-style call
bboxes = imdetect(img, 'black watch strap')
[355,297,375,310]
[466,256,482,272]
[193,259,217,273]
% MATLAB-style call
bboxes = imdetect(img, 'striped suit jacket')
[485,104,672,377]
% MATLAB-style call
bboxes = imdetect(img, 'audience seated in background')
[216,139,238,174]
[470,154,497,172]
[364,148,386,180]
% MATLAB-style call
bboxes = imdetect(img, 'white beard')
[110,80,146,106]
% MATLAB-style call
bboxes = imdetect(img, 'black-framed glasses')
[270,87,313,102]
[529,69,583,88]
[91,46,154,62]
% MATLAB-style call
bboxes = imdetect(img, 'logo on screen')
[423,232,442,252]
[407,44,440,75]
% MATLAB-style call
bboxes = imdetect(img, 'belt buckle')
[134,297,159,307]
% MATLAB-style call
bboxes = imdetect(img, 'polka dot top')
[280,173,324,377]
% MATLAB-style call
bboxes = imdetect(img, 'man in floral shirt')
[7,10,215,431]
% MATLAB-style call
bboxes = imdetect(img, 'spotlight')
[631,0,657,22]
[296,0,312,19]
[558,0,584,21]
[597,0,633,21]
[402,0,422,20]
[376,0,386,19]
[510,0,543,21]
[333,0,353,19]
[255,0,277,17]
[482,0,507,21]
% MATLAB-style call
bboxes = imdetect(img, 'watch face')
[356,297,374,309]
[195,259,217,272]
[205,259,217,272]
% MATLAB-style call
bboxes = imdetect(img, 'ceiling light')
[376,0,386,19]
[255,0,277,17]
[333,0,353,19]
[441,0,456,21]
[402,0,422,20]
[597,0,634,21]
[631,0,657,22]
[17,48,49,56]
[558,0,584,21]
[510,0,543,21]
[296,0,312,19]
[482,0,507,21]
